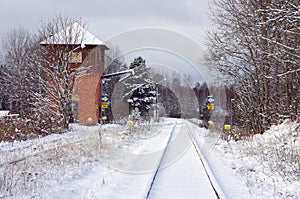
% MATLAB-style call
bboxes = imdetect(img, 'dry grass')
[229,120,300,197]
[0,113,65,142]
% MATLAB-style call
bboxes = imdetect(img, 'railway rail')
[144,120,224,199]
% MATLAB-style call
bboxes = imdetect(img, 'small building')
[40,22,109,124]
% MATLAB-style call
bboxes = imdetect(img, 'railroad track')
[145,120,224,199]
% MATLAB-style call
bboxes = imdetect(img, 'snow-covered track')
[186,123,225,199]
[145,120,224,199]
[145,122,177,198]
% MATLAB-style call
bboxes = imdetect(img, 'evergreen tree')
[122,56,156,117]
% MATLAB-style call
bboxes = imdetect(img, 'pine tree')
[122,56,156,117]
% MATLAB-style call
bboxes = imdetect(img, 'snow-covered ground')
[215,120,300,198]
[0,123,134,198]
[0,118,299,198]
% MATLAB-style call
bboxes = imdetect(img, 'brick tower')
[40,22,109,124]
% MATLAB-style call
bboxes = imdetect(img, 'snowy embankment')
[0,119,299,198]
[0,123,142,198]
[215,120,300,198]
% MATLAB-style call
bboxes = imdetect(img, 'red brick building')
[41,23,109,124]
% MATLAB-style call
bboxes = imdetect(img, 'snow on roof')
[40,22,109,49]
[0,110,9,118]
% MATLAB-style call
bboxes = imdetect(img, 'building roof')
[40,22,109,49]
[0,110,9,119]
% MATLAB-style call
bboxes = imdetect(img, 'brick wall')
[43,44,106,124]
[77,74,100,124]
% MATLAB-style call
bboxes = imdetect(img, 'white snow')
[0,110,9,119]
[40,22,109,49]
[0,119,299,198]
[216,120,300,198]
[147,121,220,198]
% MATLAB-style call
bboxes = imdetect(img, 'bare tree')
[206,0,300,134]
[102,43,127,122]
[0,27,58,138]
[37,15,88,129]
[0,27,39,115]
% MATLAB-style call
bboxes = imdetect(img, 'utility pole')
[231,98,235,126]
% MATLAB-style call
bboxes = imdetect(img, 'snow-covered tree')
[37,15,88,129]
[0,27,63,137]
[206,0,300,134]
[0,64,7,110]
[122,56,156,116]
[0,27,41,115]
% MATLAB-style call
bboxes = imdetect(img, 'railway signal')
[206,96,215,110]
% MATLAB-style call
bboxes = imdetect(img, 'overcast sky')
[0,0,212,47]
[0,0,215,83]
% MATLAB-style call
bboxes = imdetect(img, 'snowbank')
[1,119,299,198]
[217,120,300,198]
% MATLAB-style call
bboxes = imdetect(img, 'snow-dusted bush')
[247,120,299,181]
[228,120,300,198]
[0,111,64,142]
